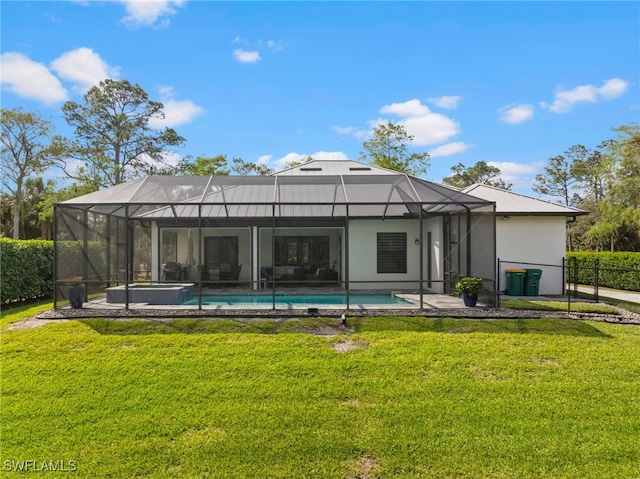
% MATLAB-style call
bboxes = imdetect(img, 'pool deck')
[47,286,494,319]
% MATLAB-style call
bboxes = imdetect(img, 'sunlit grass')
[2,307,640,478]
[501,298,620,314]
[576,291,640,314]
[0,300,53,328]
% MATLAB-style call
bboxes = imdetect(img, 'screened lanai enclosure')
[54,163,497,311]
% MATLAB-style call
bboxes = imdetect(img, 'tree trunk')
[12,199,20,239]
[11,182,23,239]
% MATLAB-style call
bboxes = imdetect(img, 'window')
[205,236,238,270]
[377,233,406,273]
[161,230,177,264]
[275,236,329,268]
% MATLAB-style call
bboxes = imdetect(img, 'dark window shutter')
[377,233,407,273]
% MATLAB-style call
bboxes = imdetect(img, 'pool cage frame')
[54,174,497,310]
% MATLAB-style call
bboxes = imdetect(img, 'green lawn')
[499,298,620,314]
[2,308,640,478]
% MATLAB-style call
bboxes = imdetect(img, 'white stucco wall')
[497,216,567,295]
[424,217,444,294]
[347,219,444,291]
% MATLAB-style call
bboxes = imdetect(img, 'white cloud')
[267,40,284,52]
[51,47,119,93]
[148,86,203,128]
[331,125,357,135]
[487,161,537,176]
[331,125,369,139]
[380,99,430,117]
[159,151,182,167]
[120,0,186,28]
[257,155,272,165]
[333,99,462,147]
[273,152,306,170]
[597,78,629,99]
[0,52,68,105]
[429,142,470,157]
[378,99,461,146]
[497,103,534,124]
[541,78,629,113]
[156,99,203,127]
[486,161,541,189]
[312,151,351,162]
[231,38,283,63]
[427,95,461,109]
[233,49,261,63]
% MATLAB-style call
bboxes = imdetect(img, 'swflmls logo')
[3,459,77,472]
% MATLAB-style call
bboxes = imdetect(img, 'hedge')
[1,238,54,305]
[1,238,109,306]
[56,240,108,283]
[566,252,640,292]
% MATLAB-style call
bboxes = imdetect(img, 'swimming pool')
[183,293,410,307]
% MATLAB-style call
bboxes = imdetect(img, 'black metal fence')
[498,258,640,307]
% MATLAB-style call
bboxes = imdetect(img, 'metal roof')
[60,160,495,219]
[277,159,398,176]
[462,183,587,216]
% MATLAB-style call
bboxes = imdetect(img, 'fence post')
[594,258,599,303]
[497,258,501,308]
[566,257,571,313]
[573,256,578,299]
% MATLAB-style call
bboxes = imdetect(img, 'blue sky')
[2,1,638,196]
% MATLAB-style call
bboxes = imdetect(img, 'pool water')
[183,293,410,306]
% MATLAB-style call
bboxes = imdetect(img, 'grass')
[0,300,54,328]
[576,292,640,315]
[500,298,620,314]
[2,307,640,478]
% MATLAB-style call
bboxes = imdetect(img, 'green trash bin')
[505,269,526,296]
[524,269,543,296]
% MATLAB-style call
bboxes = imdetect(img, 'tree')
[284,155,313,170]
[231,157,274,176]
[442,161,512,190]
[359,121,430,176]
[592,123,640,251]
[532,147,584,207]
[0,108,56,239]
[38,182,98,237]
[180,155,230,176]
[58,79,185,188]
[607,123,640,226]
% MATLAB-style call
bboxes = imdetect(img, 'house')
[53,160,578,309]
[462,183,586,295]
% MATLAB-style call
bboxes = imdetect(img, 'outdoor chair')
[220,264,242,282]
[163,261,182,281]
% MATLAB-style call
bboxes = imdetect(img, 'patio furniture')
[220,264,242,281]
[163,261,186,281]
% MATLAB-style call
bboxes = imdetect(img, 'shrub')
[1,238,54,305]
[566,252,640,291]
[455,277,484,296]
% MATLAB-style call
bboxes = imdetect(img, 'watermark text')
[3,459,77,472]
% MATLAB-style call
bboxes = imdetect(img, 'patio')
[53,161,497,312]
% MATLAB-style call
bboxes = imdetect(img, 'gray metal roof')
[61,160,495,219]
[277,159,398,176]
[462,183,586,216]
